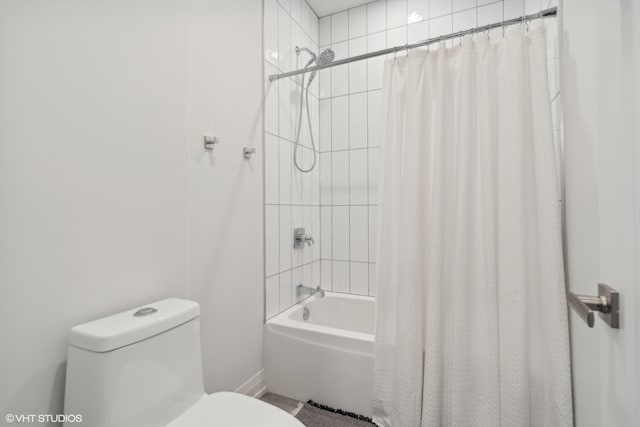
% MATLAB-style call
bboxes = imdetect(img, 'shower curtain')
[372,22,573,427]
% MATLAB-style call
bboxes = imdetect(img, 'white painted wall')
[0,0,264,424]
[186,0,265,394]
[562,0,640,425]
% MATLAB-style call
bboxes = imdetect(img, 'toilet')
[63,298,303,427]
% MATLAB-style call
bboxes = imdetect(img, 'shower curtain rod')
[269,7,557,82]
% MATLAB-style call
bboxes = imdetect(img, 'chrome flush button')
[134,307,158,317]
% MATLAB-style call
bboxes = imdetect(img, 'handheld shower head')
[292,47,335,173]
[308,48,335,85]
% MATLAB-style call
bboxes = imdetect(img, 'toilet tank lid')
[68,298,200,353]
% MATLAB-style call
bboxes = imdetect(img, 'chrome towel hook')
[204,135,219,151]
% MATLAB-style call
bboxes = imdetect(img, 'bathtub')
[264,292,375,417]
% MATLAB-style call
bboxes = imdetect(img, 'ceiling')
[307,0,370,17]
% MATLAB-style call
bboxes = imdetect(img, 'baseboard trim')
[235,369,266,398]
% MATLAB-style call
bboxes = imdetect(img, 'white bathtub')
[264,292,375,417]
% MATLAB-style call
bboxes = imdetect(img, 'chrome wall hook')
[568,283,620,328]
[204,135,219,151]
[243,147,256,159]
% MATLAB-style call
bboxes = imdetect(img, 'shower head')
[308,48,335,85]
[317,48,335,65]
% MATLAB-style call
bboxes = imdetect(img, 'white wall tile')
[311,91,320,144]
[310,10,319,44]
[279,77,293,141]
[349,93,368,149]
[303,205,314,264]
[265,134,279,204]
[331,150,349,205]
[266,275,280,319]
[312,260,321,286]
[332,260,350,293]
[319,16,331,46]
[349,37,368,94]
[408,0,429,23]
[453,0,476,12]
[452,8,477,32]
[265,63,279,135]
[278,6,291,72]
[263,0,320,313]
[319,99,332,152]
[367,32,386,90]
[368,148,380,204]
[280,206,292,271]
[279,139,292,203]
[350,206,368,261]
[408,19,429,43]
[290,25,305,77]
[350,262,369,295]
[303,261,313,288]
[311,206,321,260]
[321,259,333,290]
[331,41,349,96]
[292,205,304,266]
[319,68,332,99]
[301,1,312,36]
[278,0,291,14]
[350,149,368,205]
[429,0,452,18]
[279,269,292,311]
[429,14,453,38]
[368,0,387,34]
[266,205,280,276]
[320,152,332,204]
[369,206,379,262]
[302,151,316,205]
[452,0,476,13]
[331,10,349,43]
[387,0,408,28]
[367,90,382,147]
[290,0,301,24]
[478,2,503,26]
[264,0,280,66]
[387,26,408,48]
[292,154,304,205]
[320,206,332,258]
[349,6,367,39]
[332,206,350,260]
[524,0,541,14]
[331,96,349,150]
[504,0,525,20]
[312,161,320,205]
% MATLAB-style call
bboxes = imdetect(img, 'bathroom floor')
[260,393,376,427]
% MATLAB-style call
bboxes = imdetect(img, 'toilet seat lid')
[166,392,304,427]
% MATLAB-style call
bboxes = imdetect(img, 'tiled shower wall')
[264,0,321,319]
[265,0,560,318]
[316,0,559,298]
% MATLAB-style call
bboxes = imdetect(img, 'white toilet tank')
[63,298,206,427]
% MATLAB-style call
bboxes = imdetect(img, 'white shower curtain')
[373,22,573,427]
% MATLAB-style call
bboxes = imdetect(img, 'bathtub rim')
[265,292,375,354]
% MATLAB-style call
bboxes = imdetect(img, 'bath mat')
[295,401,377,427]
